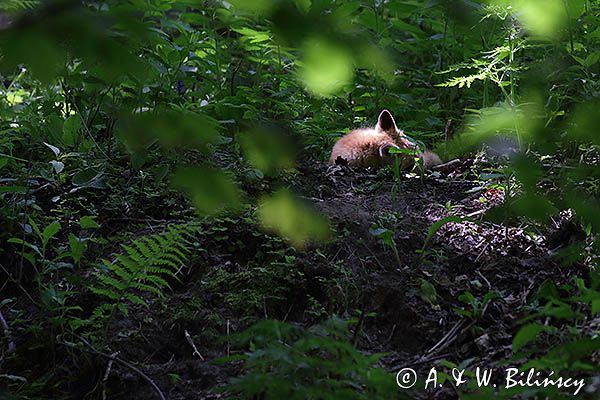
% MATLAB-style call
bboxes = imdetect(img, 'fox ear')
[376,110,398,132]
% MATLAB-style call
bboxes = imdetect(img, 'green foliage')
[454,290,500,320]
[0,0,39,11]
[512,276,600,371]
[81,224,196,331]
[369,224,401,269]
[1,0,600,397]
[220,318,403,400]
[258,190,330,248]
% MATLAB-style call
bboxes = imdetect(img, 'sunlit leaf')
[495,0,585,39]
[50,160,64,174]
[258,190,329,247]
[118,110,220,150]
[298,37,353,97]
[171,167,240,215]
[238,129,296,175]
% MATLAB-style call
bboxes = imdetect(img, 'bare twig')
[69,336,166,400]
[184,330,204,361]
[389,352,452,372]
[389,318,476,372]
[102,352,118,400]
[432,158,461,172]
[474,239,492,263]
[476,271,492,291]
[426,319,465,355]
[282,303,294,322]
[226,319,231,357]
[387,324,397,344]
[465,209,486,219]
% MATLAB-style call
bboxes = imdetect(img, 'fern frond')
[89,223,197,324]
[95,274,127,291]
[142,275,171,289]
[122,293,146,306]
[89,286,122,301]
[0,0,39,11]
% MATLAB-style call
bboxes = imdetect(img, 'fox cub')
[330,110,441,169]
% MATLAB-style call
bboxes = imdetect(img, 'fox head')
[375,109,416,151]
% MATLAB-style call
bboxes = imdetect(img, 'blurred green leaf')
[238,129,296,175]
[118,110,220,150]
[258,190,329,247]
[298,37,353,97]
[502,0,585,39]
[171,167,240,215]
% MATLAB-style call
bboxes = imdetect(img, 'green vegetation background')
[1,0,600,398]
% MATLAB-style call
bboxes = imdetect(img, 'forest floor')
[6,155,587,399]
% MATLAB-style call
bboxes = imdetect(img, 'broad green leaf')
[8,237,42,256]
[419,279,437,305]
[513,323,549,352]
[238,129,296,175]
[72,169,105,190]
[298,37,353,97]
[258,190,329,247]
[44,142,61,156]
[592,299,600,316]
[42,221,61,248]
[171,167,240,215]
[80,216,100,229]
[63,114,82,146]
[423,215,471,249]
[50,160,64,174]
[0,186,26,193]
[227,0,273,13]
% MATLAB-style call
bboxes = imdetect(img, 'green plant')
[219,318,403,400]
[75,224,197,338]
[8,214,95,277]
[0,0,39,11]
[454,290,500,320]
[369,224,401,269]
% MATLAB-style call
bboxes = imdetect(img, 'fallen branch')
[102,352,117,400]
[426,319,465,355]
[67,336,166,400]
[432,158,462,172]
[184,330,204,361]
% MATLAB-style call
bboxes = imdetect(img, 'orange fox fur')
[330,110,441,169]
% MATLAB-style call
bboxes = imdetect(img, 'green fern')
[86,224,197,328]
[0,0,40,11]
